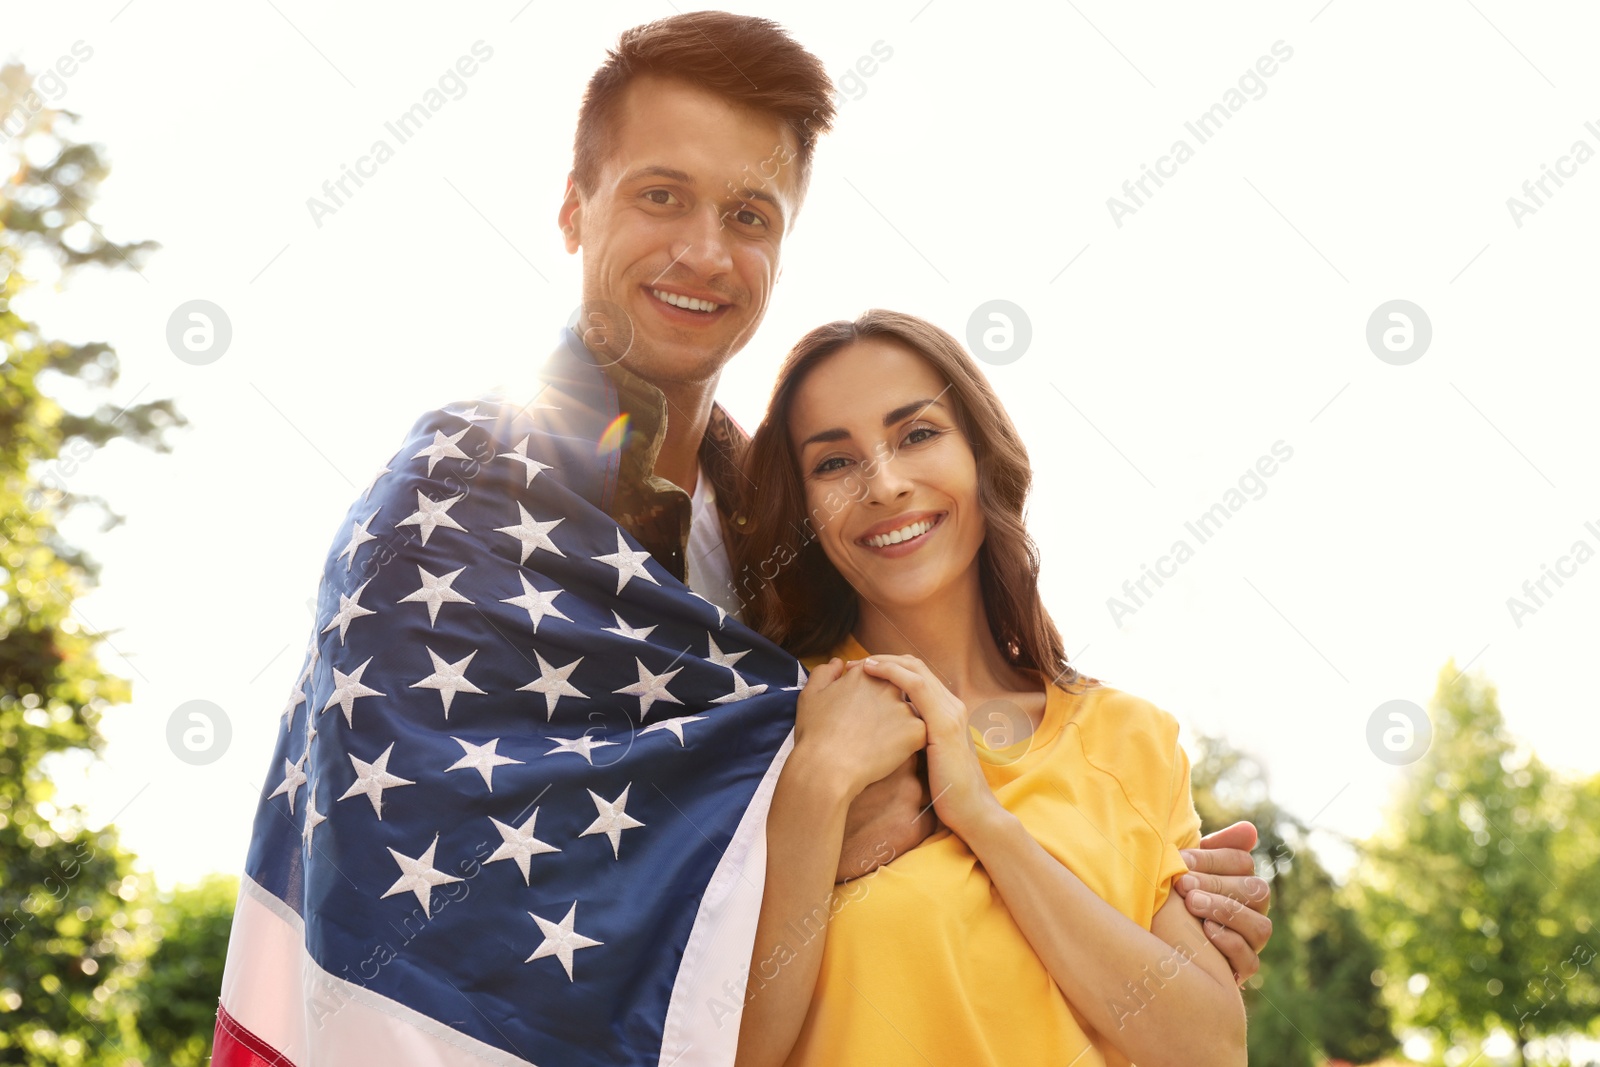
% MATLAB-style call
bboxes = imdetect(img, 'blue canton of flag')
[214,333,805,1067]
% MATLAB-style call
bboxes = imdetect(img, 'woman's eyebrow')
[882,398,944,426]
[798,398,947,449]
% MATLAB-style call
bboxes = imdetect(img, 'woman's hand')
[855,655,1002,840]
[793,657,927,800]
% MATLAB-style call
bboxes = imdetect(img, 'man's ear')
[558,175,582,254]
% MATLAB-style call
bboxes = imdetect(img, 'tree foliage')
[0,59,187,1064]
[1355,664,1599,1064]
[1188,735,1394,1067]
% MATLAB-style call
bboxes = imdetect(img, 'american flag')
[214,334,803,1066]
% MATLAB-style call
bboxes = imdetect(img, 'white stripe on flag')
[657,729,794,1066]
[219,875,536,1066]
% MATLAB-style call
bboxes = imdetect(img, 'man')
[215,13,1270,1066]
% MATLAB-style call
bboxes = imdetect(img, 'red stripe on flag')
[212,1003,296,1067]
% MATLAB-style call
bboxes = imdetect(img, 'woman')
[728,311,1247,1067]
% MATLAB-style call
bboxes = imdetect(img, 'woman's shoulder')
[799,634,870,673]
[1060,680,1186,779]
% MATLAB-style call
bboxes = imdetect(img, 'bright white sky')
[8,1,1598,889]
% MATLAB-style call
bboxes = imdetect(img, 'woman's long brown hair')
[728,309,1084,690]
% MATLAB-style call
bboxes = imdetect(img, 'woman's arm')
[962,807,1247,1067]
[734,659,926,1067]
[734,747,855,1067]
[859,655,1246,1067]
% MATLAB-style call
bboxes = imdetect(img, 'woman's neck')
[851,567,1033,703]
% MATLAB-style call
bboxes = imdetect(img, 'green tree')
[1188,735,1393,1067]
[1356,664,1594,1064]
[131,875,237,1067]
[1,60,183,1064]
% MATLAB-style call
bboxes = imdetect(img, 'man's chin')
[618,333,738,387]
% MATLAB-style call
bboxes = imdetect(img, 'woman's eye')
[904,427,940,446]
[812,456,850,475]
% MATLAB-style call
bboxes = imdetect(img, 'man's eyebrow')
[798,399,947,449]
[729,185,783,214]
[624,165,694,186]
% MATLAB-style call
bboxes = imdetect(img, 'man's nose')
[669,204,735,279]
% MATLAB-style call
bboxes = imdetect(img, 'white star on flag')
[517,652,587,719]
[336,509,381,570]
[543,734,618,764]
[485,809,561,885]
[783,663,809,691]
[496,503,565,564]
[579,784,645,859]
[498,436,553,488]
[301,784,326,848]
[613,657,683,720]
[411,647,486,718]
[381,833,463,918]
[603,610,655,642]
[500,574,572,632]
[688,591,727,627]
[361,465,392,503]
[705,634,748,670]
[711,669,768,704]
[525,901,603,981]
[267,754,308,813]
[398,565,475,626]
[320,579,377,645]
[447,404,496,423]
[280,680,306,733]
[412,428,472,475]
[322,657,386,729]
[445,736,522,791]
[592,529,660,595]
[396,490,468,546]
[338,742,416,819]
[641,715,707,746]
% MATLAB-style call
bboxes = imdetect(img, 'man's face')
[560,76,804,387]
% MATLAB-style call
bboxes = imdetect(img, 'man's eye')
[644,189,680,206]
[731,207,766,228]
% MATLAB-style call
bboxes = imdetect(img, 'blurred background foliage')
[2,56,1598,1067]
[1,61,230,1066]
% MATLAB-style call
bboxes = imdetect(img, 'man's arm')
[1175,821,1274,983]
[833,753,937,882]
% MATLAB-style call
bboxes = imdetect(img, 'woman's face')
[787,337,986,615]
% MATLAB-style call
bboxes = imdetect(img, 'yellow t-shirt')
[781,636,1203,1067]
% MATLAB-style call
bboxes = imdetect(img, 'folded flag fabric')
[214,335,802,1066]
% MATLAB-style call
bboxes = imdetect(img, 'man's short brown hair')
[572,12,837,208]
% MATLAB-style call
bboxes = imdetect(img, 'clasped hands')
[793,655,1272,983]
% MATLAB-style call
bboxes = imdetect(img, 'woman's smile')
[854,510,947,557]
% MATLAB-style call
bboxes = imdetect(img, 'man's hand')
[834,753,936,882]
[1175,821,1273,984]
